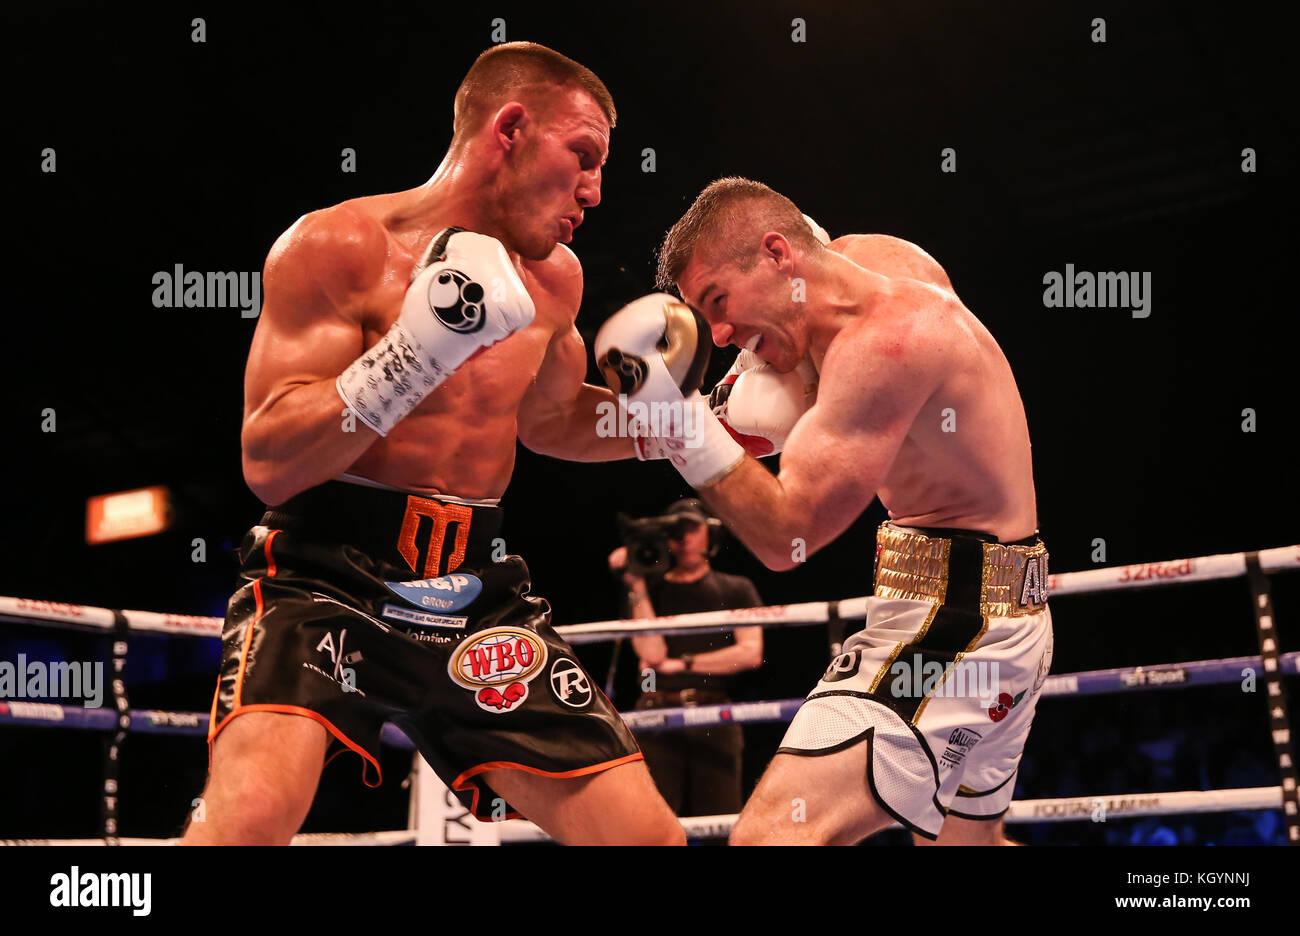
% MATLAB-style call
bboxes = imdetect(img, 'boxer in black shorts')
[211,481,640,820]
[183,43,685,844]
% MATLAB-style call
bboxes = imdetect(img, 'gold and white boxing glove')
[595,293,745,488]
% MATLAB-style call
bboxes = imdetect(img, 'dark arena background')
[2,0,1297,863]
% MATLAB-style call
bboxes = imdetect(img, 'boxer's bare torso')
[242,188,584,502]
[814,234,1038,542]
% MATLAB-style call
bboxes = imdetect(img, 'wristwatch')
[682,654,695,671]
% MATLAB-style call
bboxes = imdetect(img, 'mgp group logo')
[447,627,547,713]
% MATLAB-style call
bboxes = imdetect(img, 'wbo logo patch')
[385,573,482,613]
[447,626,547,713]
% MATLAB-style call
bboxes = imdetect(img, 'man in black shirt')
[609,499,763,815]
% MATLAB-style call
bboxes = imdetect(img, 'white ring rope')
[2,787,1282,846]
[491,786,1287,843]
[1,543,1295,641]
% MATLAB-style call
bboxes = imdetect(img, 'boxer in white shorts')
[594,177,1052,844]
[777,522,1053,838]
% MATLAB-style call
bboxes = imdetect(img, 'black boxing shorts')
[208,479,642,820]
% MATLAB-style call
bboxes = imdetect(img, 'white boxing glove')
[595,294,745,488]
[336,228,535,437]
[708,350,819,456]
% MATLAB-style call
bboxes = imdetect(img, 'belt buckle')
[680,688,698,706]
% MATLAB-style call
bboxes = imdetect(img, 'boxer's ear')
[492,102,528,148]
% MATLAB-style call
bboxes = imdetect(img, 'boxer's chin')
[753,336,782,370]
[767,341,799,374]
[520,228,557,262]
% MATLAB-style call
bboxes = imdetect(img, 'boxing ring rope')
[495,787,1290,843]
[5,543,1296,641]
[1,543,1297,844]
[6,786,1284,846]
[3,648,1295,734]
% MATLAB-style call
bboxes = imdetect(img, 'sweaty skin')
[679,233,1038,569]
[240,104,634,508]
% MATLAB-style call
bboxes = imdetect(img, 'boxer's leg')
[182,711,329,845]
[483,760,685,845]
[730,745,894,845]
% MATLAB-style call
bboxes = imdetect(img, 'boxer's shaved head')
[660,178,828,373]
[657,178,824,292]
[452,42,616,145]
[447,42,614,261]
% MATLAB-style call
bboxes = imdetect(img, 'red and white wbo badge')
[447,627,548,713]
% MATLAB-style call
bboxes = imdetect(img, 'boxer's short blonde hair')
[657,178,823,292]
[453,42,615,142]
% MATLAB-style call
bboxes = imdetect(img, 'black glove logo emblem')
[708,379,733,415]
[428,269,486,334]
[600,348,647,395]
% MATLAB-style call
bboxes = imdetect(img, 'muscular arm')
[516,323,640,461]
[240,209,387,505]
[515,254,642,462]
[698,317,938,570]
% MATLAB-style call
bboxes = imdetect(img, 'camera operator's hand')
[608,546,647,590]
[650,658,686,675]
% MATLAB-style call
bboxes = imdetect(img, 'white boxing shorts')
[779,522,1054,839]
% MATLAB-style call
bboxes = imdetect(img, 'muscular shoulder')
[265,204,390,305]
[823,290,967,405]
[521,244,584,322]
[830,233,954,293]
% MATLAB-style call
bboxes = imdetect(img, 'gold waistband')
[874,523,1049,618]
